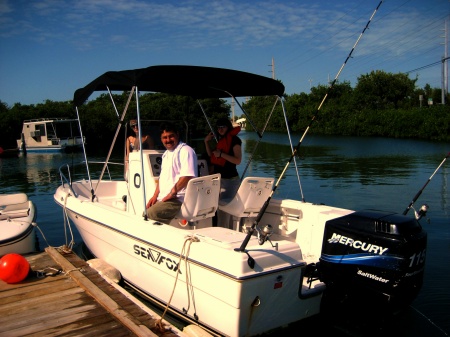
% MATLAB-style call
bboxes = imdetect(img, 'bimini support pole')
[239,95,279,181]
[95,87,135,194]
[75,105,94,201]
[229,93,263,139]
[197,100,218,143]
[280,98,304,201]
[135,87,150,220]
[236,0,384,255]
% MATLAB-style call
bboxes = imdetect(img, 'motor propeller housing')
[318,210,427,318]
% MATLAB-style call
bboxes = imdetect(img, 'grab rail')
[58,164,77,197]
[58,161,125,198]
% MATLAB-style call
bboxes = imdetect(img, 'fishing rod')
[402,152,450,217]
[236,0,384,254]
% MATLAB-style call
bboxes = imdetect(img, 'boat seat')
[0,193,30,220]
[219,177,274,230]
[0,211,30,220]
[174,173,221,227]
[0,193,28,206]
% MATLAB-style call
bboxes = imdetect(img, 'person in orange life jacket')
[204,117,242,200]
[125,119,154,171]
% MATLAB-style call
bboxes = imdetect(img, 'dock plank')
[0,288,86,319]
[31,316,130,337]
[0,280,80,306]
[0,247,186,337]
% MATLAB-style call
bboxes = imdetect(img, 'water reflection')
[239,133,449,215]
[244,137,428,183]
[24,154,62,188]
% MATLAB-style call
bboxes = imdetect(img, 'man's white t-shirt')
[158,142,197,202]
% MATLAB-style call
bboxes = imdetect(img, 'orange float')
[0,253,30,283]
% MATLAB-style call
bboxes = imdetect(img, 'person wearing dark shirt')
[204,117,242,200]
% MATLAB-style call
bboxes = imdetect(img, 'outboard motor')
[318,210,427,321]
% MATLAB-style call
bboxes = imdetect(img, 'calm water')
[1,133,449,336]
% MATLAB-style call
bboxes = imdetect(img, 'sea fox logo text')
[134,244,181,273]
[327,233,388,255]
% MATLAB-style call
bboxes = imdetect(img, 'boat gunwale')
[0,223,35,246]
[55,195,306,282]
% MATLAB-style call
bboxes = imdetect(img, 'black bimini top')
[73,65,285,106]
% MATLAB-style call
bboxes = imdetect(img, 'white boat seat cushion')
[219,177,274,218]
[0,193,31,220]
[0,193,28,206]
[175,173,221,222]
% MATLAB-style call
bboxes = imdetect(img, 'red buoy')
[0,253,30,284]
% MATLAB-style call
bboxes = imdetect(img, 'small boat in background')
[16,118,85,153]
[0,193,38,256]
[234,117,246,128]
[0,147,19,158]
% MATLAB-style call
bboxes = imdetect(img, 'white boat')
[234,118,246,128]
[54,65,427,336]
[0,193,38,256]
[17,118,84,153]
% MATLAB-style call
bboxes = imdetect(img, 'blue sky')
[0,0,449,106]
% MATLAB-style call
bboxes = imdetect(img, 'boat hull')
[0,193,38,256]
[0,223,37,256]
[19,144,83,153]
[54,183,325,336]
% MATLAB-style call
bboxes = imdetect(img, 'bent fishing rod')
[237,0,384,254]
[402,152,450,216]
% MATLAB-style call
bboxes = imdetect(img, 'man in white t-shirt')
[146,122,197,222]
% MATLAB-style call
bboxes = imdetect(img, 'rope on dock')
[35,265,84,278]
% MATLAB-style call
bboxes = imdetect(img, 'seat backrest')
[176,173,221,222]
[0,193,28,206]
[219,177,274,218]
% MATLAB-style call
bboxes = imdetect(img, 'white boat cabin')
[17,118,84,153]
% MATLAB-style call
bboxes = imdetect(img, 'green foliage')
[0,94,231,149]
[353,70,417,109]
[1,70,449,149]
[242,71,449,141]
[243,96,286,132]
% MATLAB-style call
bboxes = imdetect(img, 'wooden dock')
[0,247,187,337]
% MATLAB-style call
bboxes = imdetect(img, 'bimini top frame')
[73,65,285,107]
[72,65,288,219]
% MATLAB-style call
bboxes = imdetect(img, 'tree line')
[245,70,449,141]
[1,70,449,150]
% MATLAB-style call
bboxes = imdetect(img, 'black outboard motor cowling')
[319,210,427,317]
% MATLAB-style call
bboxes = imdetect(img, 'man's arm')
[146,182,160,208]
[159,176,193,202]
